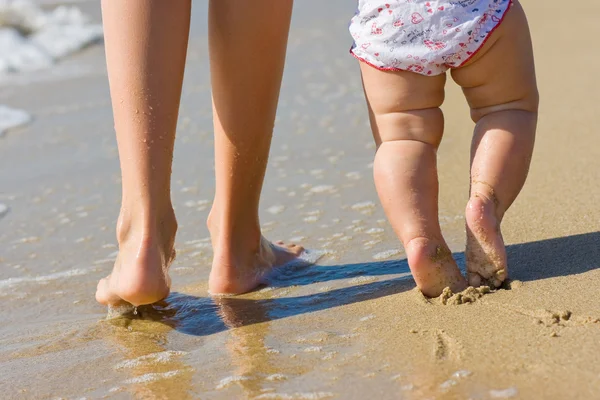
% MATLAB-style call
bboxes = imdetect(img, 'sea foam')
[0,0,103,135]
[0,105,30,136]
[0,0,103,73]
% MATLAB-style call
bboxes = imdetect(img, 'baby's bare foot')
[209,235,305,296]
[405,237,467,297]
[465,194,507,288]
[96,213,177,307]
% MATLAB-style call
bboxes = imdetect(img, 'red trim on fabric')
[456,0,513,68]
[349,49,446,76]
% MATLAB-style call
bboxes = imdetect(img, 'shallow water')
[2,1,600,399]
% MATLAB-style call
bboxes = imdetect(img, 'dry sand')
[0,1,599,399]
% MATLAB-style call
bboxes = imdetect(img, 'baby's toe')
[490,277,503,288]
[467,271,482,287]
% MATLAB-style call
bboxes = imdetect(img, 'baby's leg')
[360,65,467,297]
[451,1,538,287]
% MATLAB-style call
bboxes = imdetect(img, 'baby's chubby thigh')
[451,0,538,119]
[360,63,447,146]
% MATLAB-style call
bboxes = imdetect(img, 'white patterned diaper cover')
[349,0,512,76]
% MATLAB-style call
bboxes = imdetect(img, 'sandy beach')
[1,0,599,399]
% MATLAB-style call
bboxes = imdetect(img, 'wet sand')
[1,1,599,399]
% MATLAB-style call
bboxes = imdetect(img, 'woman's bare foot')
[405,237,467,297]
[205,0,295,295]
[465,194,508,288]
[96,211,177,307]
[209,236,305,296]
[207,215,304,295]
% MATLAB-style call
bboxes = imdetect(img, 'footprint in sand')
[433,330,464,361]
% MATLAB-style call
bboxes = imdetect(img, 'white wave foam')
[283,248,327,269]
[216,375,250,390]
[115,351,187,370]
[123,370,182,384]
[0,267,90,289]
[490,387,518,398]
[254,393,335,400]
[303,346,322,353]
[267,205,285,215]
[0,1,103,135]
[372,249,401,260]
[309,185,335,194]
[452,370,472,379]
[0,202,8,217]
[351,201,376,211]
[0,0,103,73]
[0,105,30,136]
[440,379,457,390]
[265,374,287,381]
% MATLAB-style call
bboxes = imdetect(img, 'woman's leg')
[96,0,191,306]
[207,0,304,295]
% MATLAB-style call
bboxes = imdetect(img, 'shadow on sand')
[113,231,600,336]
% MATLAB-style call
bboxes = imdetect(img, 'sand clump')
[433,279,523,305]
[438,285,492,305]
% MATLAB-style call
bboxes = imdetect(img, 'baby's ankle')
[466,192,502,230]
[469,180,505,220]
